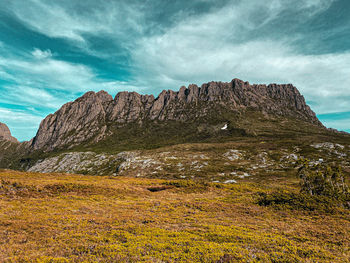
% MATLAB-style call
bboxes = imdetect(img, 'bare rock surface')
[0,122,18,143]
[28,152,120,175]
[31,91,112,151]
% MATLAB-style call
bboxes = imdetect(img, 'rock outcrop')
[27,142,350,178]
[31,78,322,152]
[31,91,112,150]
[0,122,18,143]
[105,79,319,123]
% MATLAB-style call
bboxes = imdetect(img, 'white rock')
[238,172,251,178]
[221,124,228,130]
[311,142,343,150]
[223,150,242,161]
[224,179,237,184]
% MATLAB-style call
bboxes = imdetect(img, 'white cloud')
[6,0,346,114]
[0,86,65,109]
[7,0,144,46]
[8,1,105,42]
[0,107,43,141]
[0,54,101,93]
[31,48,52,59]
[129,0,349,115]
[0,108,42,123]
[1,0,349,139]
[99,80,147,94]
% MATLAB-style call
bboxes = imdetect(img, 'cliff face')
[32,91,112,150]
[31,78,321,152]
[0,122,18,143]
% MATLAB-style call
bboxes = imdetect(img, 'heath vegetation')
[0,169,348,262]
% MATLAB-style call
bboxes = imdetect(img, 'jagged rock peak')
[31,78,321,152]
[0,122,19,143]
[31,90,111,151]
[75,90,113,102]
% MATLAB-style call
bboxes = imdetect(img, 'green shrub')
[258,159,350,213]
[257,191,341,213]
[297,159,349,200]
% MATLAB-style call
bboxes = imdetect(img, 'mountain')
[30,78,322,152]
[0,122,29,169]
[0,122,18,143]
[3,82,349,262]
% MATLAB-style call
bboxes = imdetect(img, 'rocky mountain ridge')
[0,122,18,143]
[30,78,321,152]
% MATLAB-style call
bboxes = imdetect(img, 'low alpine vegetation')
[258,159,350,213]
[0,170,349,262]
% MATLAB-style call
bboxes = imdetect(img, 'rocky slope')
[0,122,18,143]
[28,140,350,181]
[31,78,322,152]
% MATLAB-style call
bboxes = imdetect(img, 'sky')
[0,0,349,141]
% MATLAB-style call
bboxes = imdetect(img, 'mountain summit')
[30,78,322,152]
[0,122,18,143]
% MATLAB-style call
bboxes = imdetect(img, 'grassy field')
[0,170,349,262]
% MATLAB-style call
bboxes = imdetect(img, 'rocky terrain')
[28,139,350,183]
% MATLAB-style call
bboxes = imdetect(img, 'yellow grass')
[0,170,349,262]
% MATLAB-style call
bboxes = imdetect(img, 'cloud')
[129,0,349,115]
[5,0,145,48]
[0,45,147,140]
[7,1,108,42]
[0,108,41,122]
[0,50,105,93]
[31,48,52,59]
[1,0,350,139]
[0,86,64,110]
[0,107,43,141]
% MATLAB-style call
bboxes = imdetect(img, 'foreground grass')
[0,170,349,262]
